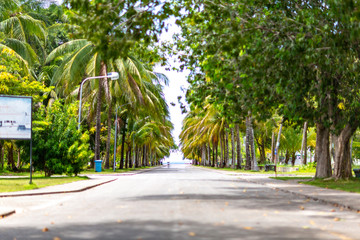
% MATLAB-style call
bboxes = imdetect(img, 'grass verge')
[81,166,154,175]
[270,176,313,181]
[303,178,360,193]
[0,176,88,193]
[197,165,315,176]
[272,176,360,193]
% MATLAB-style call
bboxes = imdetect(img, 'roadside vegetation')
[198,165,316,176]
[271,176,360,194]
[176,1,360,181]
[2,0,360,193]
[0,0,176,179]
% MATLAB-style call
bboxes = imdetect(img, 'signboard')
[0,96,32,140]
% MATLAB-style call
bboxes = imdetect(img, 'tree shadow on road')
[1,219,339,240]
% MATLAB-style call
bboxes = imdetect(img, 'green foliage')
[299,162,317,172]
[280,126,302,153]
[30,100,93,176]
[0,47,51,101]
[63,0,174,61]
[302,178,360,193]
[176,0,360,129]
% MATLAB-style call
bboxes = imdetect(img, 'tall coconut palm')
[46,38,170,165]
[0,0,46,76]
[180,103,227,166]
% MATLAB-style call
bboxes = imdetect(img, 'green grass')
[0,176,89,193]
[272,176,360,193]
[0,166,155,177]
[81,166,154,175]
[0,169,44,177]
[302,178,360,193]
[270,176,313,181]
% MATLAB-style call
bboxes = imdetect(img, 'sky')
[154,18,190,163]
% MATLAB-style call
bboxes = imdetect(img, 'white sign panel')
[0,96,32,140]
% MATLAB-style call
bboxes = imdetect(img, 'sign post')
[0,96,33,183]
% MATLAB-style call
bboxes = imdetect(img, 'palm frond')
[46,39,89,64]
[4,38,37,66]
[0,43,29,74]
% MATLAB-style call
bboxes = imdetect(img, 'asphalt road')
[1,165,360,240]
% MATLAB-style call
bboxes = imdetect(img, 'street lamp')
[113,103,130,171]
[78,72,119,130]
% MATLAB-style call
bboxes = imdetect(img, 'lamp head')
[107,72,119,80]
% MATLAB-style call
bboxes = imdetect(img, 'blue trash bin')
[95,160,102,172]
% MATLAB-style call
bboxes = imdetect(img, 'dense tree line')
[175,0,360,179]
[0,0,176,176]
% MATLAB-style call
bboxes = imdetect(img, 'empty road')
[1,165,360,240]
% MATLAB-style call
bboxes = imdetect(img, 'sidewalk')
[198,167,360,213]
[0,167,158,218]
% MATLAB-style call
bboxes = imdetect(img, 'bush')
[27,101,93,176]
[299,162,317,172]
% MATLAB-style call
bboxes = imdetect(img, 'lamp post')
[78,72,119,130]
[113,103,130,171]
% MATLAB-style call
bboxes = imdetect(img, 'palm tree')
[280,126,302,166]
[46,37,173,167]
[0,0,46,76]
[180,103,227,167]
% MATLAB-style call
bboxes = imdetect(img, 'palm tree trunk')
[142,145,146,167]
[255,135,265,164]
[235,124,242,169]
[95,61,106,162]
[291,152,296,166]
[135,146,139,168]
[7,143,16,171]
[271,131,275,163]
[231,126,235,168]
[225,127,229,167]
[119,117,127,169]
[125,149,129,169]
[212,139,215,167]
[215,140,218,167]
[275,123,283,165]
[104,101,112,169]
[17,148,21,169]
[300,121,308,165]
[250,127,258,170]
[207,143,211,166]
[128,145,133,168]
[219,132,224,168]
[245,116,252,170]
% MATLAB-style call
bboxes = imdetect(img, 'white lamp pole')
[78,72,119,130]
